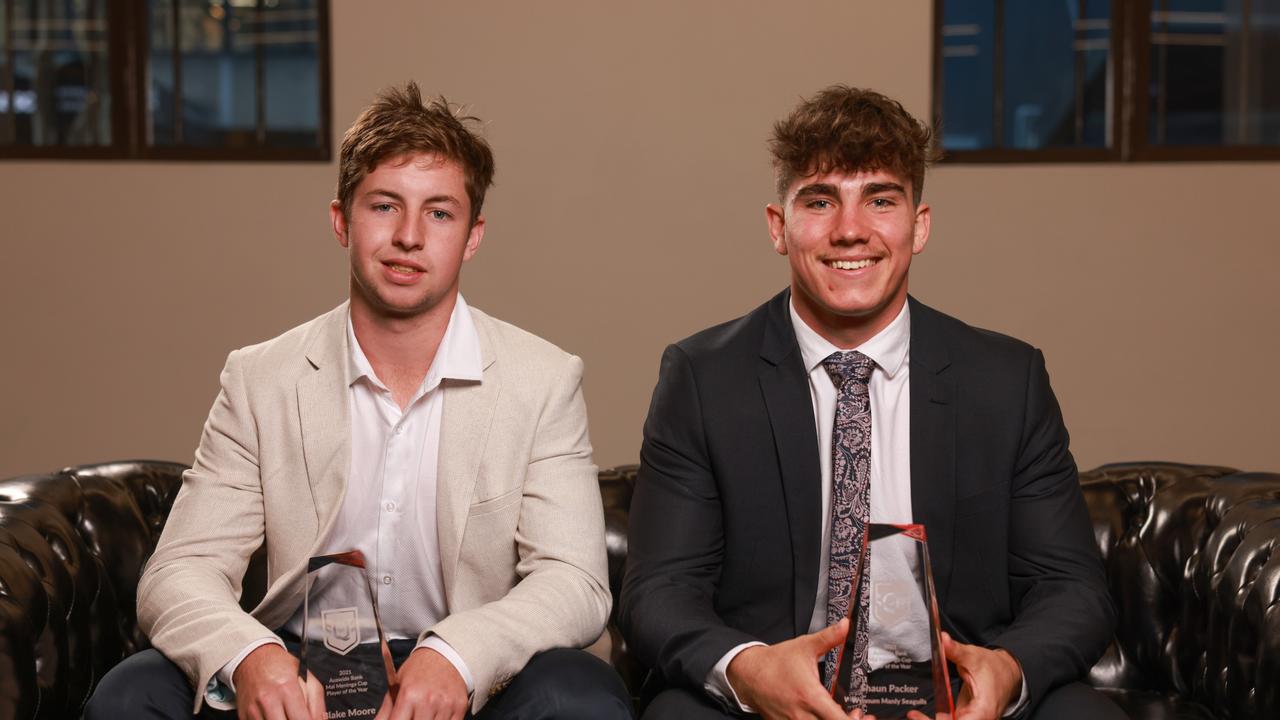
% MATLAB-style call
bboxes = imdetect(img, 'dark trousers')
[639,681,1126,719]
[84,640,634,720]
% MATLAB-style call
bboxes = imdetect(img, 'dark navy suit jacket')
[619,290,1114,712]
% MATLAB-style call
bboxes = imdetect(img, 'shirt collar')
[345,293,485,393]
[788,297,911,380]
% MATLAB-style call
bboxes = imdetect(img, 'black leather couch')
[1,460,1276,719]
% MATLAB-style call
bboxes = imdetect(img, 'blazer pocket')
[468,486,523,517]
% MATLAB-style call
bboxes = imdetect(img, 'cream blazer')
[137,302,611,713]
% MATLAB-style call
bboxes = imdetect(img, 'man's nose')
[393,213,425,251]
[832,204,869,244]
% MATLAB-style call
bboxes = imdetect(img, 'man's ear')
[462,215,485,262]
[912,202,931,255]
[330,199,349,248]
[766,203,788,256]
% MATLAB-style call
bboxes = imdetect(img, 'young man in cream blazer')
[86,83,631,720]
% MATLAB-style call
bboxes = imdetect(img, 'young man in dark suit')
[619,86,1122,720]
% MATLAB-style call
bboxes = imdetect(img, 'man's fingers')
[276,680,314,720]
[812,693,856,720]
[813,617,851,654]
[942,633,981,668]
[296,673,325,720]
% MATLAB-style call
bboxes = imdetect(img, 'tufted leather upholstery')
[0,460,1275,719]
[1078,463,1280,719]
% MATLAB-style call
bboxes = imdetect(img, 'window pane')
[1003,0,1111,149]
[148,0,323,151]
[261,0,320,148]
[939,0,1112,152]
[940,0,995,150]
[1,0,111,147]
[1149,0,1280,146]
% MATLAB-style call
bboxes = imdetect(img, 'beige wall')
[3,1,1277,478]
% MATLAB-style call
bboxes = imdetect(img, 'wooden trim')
[169,0,181,145]
[1130,143,1280,163]
[931,0,944,142]
[0,143,326,162]
[939,147,1117,164]
[992,0,1005,148]
[316,0,332,160]
[3,0,15,144]
[254,0,266,145]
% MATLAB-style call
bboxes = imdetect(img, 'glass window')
[935,0,1280,161]
[1,0,329,160]
[1,0,112,148]
[1149,0,1280,146]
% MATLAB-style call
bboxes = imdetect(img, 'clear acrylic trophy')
[296,550,398,718]
[829,523,954,719]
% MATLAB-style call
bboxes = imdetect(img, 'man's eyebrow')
[363,189,461,206]
[862,181,906,198]
[421,194,462,206]
[364,189,404,203]
[793,183,840,200]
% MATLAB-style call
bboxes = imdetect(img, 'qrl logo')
[322,607,360,655]
[872,579,912,629]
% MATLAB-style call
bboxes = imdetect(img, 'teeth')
[829,259,877,270]
[389,263,419,273]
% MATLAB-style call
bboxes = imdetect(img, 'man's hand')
[725,617,859,720]
[908,632,1021,720]
[234,644,318,720]
[387,646,469,720]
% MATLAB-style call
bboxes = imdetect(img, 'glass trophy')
[297,550,398,718]
[829,523,954,719]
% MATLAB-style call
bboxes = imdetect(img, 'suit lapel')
[757,292,823,636]
[436,314,500,596]
[907,298,957,603]
[298,304,354,542]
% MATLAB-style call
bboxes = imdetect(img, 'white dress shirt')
[206,295,482,708]
[707,299,1026,715]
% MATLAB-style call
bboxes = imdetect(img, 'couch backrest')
[0,460,186,720]
[1081,462,1280,719]
[3,460,1276,719]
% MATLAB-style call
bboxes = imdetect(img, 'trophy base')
[853,662,942,719]
[302,642,390,716]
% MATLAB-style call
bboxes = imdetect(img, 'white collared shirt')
[208,295,482,708]
[790,298,924,658]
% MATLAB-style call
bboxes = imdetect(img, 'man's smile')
[824,257,880,271]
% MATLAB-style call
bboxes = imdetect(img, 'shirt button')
[394,426,403,435]
[385,501,395,512]
[383,575,392,585]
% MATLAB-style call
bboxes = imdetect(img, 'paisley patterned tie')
[821,350,875,699]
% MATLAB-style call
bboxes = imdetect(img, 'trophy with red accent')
[297,550,398,718]
[829,523,954,719]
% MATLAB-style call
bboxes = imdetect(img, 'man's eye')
[373,203,394,213]
[870,198,896,209]
[807,199,833,209]
[429,210,452,220]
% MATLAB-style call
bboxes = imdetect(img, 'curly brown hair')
[337,82,495,225]
[769,85,938,205]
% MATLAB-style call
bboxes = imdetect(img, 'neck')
[349,290,456,405]
[791,286,906,350]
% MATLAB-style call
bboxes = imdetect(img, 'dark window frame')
[932,0,1280,163]
[0,0,331,162]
